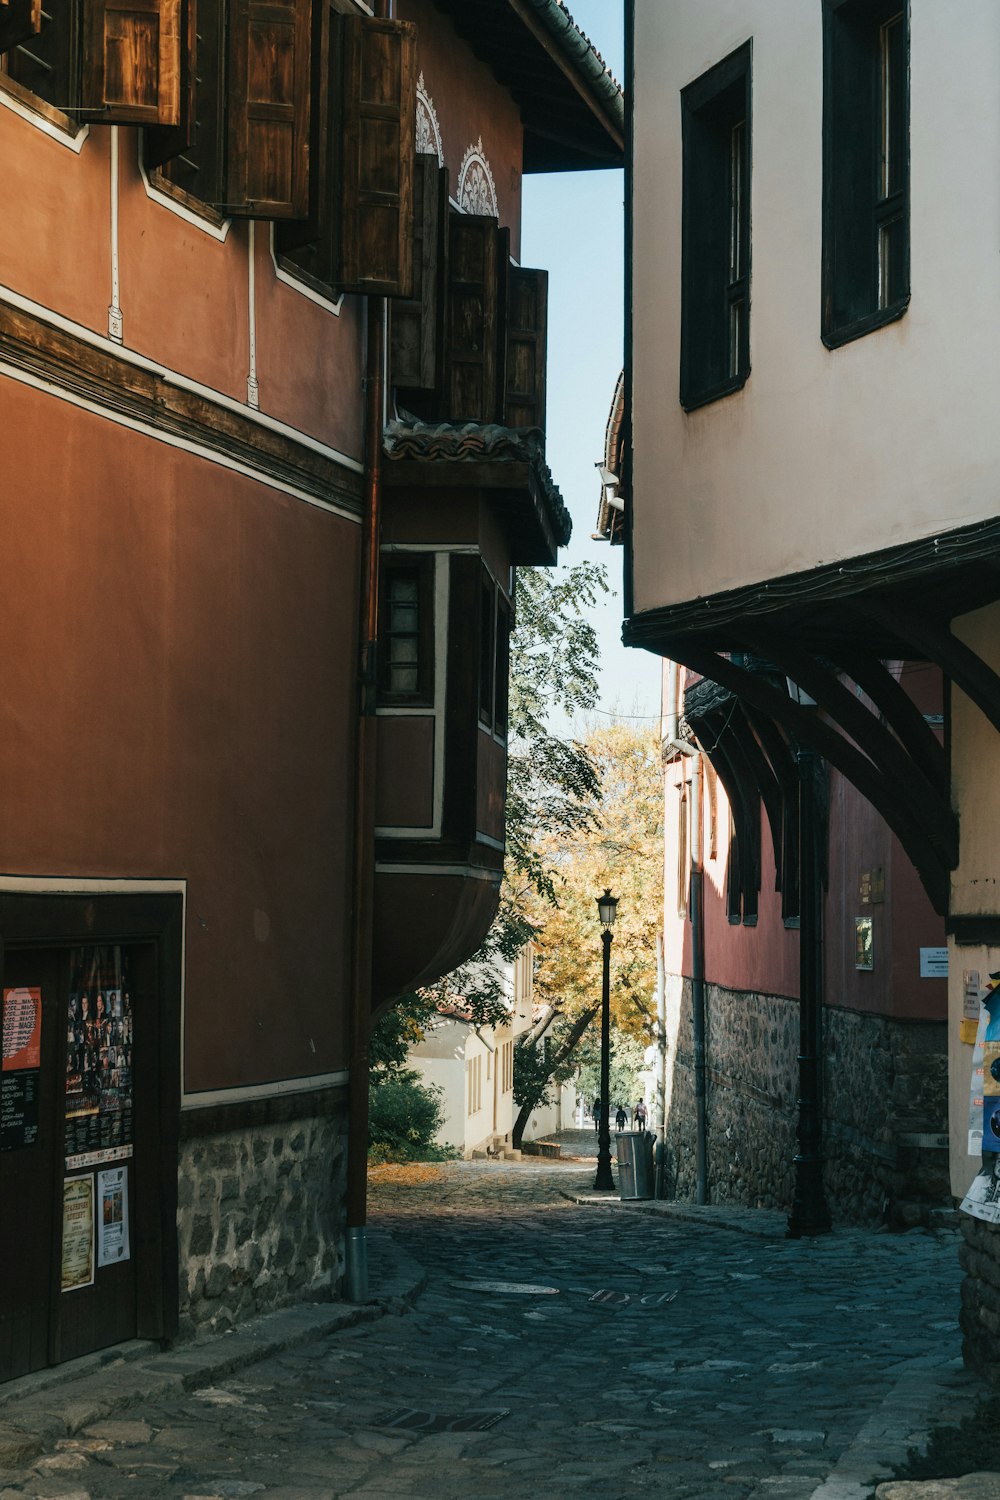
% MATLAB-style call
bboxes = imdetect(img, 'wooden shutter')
[338,14,416,297]
[276,0,341,271]
[389,154,448,392]
[81,0,182,125]
[444,212,501,424]
[505,267,548,431]
[225,0,311,219]
[0,0,41,55]
[143,0,197,165]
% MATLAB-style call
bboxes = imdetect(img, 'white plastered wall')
[632,0,1000,614]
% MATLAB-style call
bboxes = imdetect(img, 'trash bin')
[616,1131,655,1200]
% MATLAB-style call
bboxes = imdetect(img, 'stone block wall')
[663,980,948,1226]
[959,1216,1000,1381]
[176,1102,347,1341]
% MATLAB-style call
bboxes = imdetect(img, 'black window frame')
[680,39,752,413]
[477,568,511,742]
[822,0,910,348]
[377,554,435,707]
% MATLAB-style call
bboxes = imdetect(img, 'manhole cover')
[373,1409,510,1433]
[451,1280,560,1296]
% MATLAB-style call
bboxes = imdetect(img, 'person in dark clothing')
[593,1097,602,1134]
[615,1105,627,1131]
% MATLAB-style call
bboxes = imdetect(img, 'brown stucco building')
[0,0,622,1381]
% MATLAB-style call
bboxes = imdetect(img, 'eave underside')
[430,0,624,172]
[630,520,1000,917]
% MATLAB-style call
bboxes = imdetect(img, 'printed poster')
[62,1177,95,1292]
[97,1166,130,1267]
[962,1158,1000,1226]
[64,946,134,1168]
[2,987,42,1152]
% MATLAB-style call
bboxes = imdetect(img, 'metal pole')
[690,752,708,1205]
[788,746,832,1238]
[595,929,615,1191]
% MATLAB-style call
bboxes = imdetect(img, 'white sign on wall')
[919,947,949,978]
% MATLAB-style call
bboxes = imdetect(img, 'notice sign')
[97,1166,130,1267]
[2,987,42,1152]
[61,1177,95,1292]
[920,947,949,978]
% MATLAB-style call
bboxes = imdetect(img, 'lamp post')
[788,737,832,1238]
[594,888,619,1192]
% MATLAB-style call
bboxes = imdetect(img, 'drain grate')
[372,1408,510,1433]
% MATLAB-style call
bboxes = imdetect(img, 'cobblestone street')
[0,1134,974,1500]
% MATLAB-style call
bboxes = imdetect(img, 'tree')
[511,721,663,1145]
[369,560,609,1062]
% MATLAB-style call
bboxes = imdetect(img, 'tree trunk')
[511,1003,599,1149]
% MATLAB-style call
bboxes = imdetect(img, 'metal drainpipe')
[654,930,666,1197]
[690,750,708,1205]
[344,289,388,1305]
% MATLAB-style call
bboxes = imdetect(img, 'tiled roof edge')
[384,416,573,551]
[521,0,625,135]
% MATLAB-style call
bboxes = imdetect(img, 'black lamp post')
[787,735,832,1238]
[594,888,619,1192]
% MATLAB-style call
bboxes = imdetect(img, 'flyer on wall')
[97,1166,130,1267]
[61,1177,95,1292]
[1,986,42,1153]
[961,1157,1000,1225]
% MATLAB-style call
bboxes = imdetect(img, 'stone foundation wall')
[959,1215,1000,1382]
[176,1102,347,1341]
[663,980,948,1226]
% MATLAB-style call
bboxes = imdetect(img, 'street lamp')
[594,888,619,1192]
[786,689,832,1238]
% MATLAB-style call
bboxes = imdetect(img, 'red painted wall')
[0,376,358,1092]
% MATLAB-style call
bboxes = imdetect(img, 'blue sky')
[520,0,661,732]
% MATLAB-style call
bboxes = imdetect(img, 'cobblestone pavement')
[0,1132,976,1500]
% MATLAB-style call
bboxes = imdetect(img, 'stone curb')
[876,1479,1000,1498]
[560,1186,790,1240]
[0,1226,426,1473]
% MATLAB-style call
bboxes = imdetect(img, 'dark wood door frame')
[0,890,182,1353]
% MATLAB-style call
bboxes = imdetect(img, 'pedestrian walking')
[593,1097,602,1134]
[615,1105,627,1131]
[634,1099,648,1133]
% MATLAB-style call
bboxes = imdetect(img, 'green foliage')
[404,562,609,1028]
[575,1027,648,1114]
[368,993,439,1079]
[512,1034,557,1115]
[367,1069,449,1161]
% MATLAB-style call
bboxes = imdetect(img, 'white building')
[625,0,1000,1373]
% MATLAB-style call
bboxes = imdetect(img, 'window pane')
[392,637,418,665]
[389,665,418,693]
[390,603,418,633]
[391,578,418,603]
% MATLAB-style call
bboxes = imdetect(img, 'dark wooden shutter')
[505,267,548,431]
[0,0,41,55]
[275,0,342,276]
[444,212,501,424]
[390,154,448,393]
[143,0,196,165]
[224,0,311,219]
[338,14,416,296]
[81,0,182,125]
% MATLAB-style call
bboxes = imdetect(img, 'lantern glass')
[596,889,619,928]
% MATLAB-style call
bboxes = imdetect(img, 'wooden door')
[0,947,63,1380]
[56,945,139,1365]
[0,943,143,1382]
